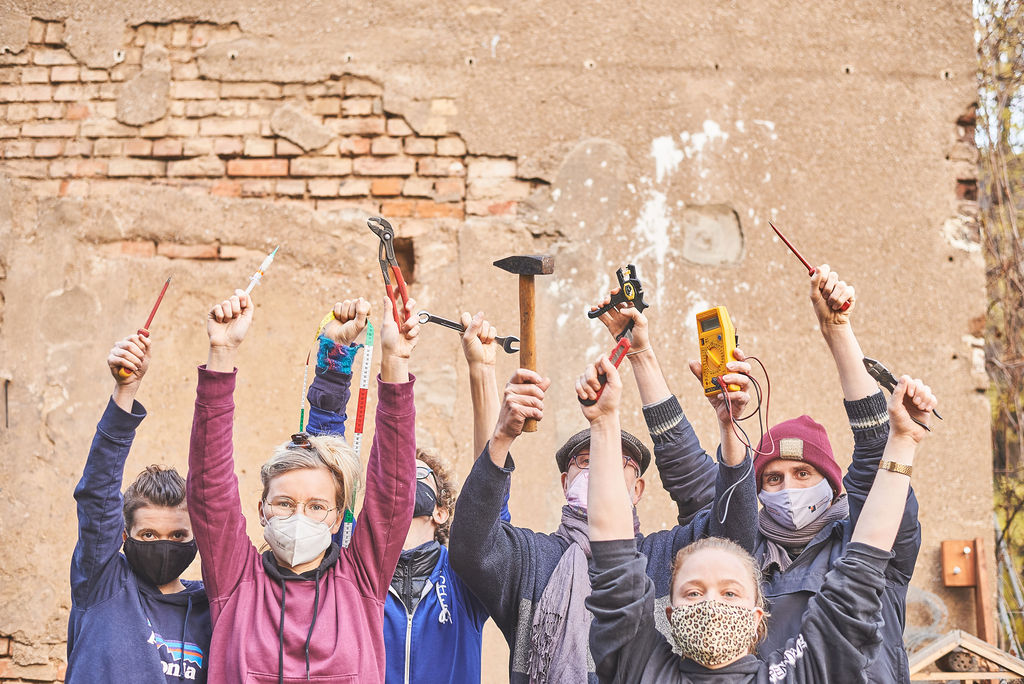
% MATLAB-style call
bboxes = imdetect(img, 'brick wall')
[0,19,540,228]
[0,17,547,683]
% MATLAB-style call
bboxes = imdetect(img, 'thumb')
[688,359,703,381]
[891,375,909,406]
[355,299,369,326]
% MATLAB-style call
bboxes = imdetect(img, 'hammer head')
[493,255,555,276]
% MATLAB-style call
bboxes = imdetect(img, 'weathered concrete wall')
[0,1,986,681]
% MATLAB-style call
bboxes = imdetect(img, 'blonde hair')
[416,447,458,545]
[671,537,770,647]
[260,434,363,512]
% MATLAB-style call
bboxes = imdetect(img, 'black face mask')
[123,536,198,587]
[413,480,437,518]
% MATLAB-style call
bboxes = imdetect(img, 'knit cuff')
[844,391,889,442]
[316,335,362,374]
[642,395,684,437]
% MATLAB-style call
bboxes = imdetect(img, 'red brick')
[418,157,466,177]
[416,201,464,218]
[21,120,78,137]
[437,137,467,156]
[22,84,55,101]
[21,66,49,83]
[219,244,253,260]
[81,68,109,82]
[371,177,403,196]
[199,118,260,136]
[354,156,415,176]
[213,137,243,156]
[183,138,213,156]
[342,97,376,116]
[168,156,225,177]
[276,179,306,196]
[57,660,68,681]
[170,80,219,99]
[4,140,32,158]
[29,179,63,195]
[404,138,435,156]
[312,97,340,115]
[467,199,517,216]
[64,139,93,156]
[316,198,381,213]
[59,178,89,196]
[308,179,341,197]
[185,101,218,117]
[108,159,166,176]
[380,199,415,217]
[211,179,242,197]
[330,117,385,136]
[152,138,183,157]
[50,65,79,82]
[0,125,18,138]
[125,139,153,156]
[28,19,46,44]
[5,103,32,121]
[33,139,63,157]
[467,157,516,178]
[93,139,123,156]
[337,178,372,196]
[81,119,137,137]
[387,118,414,137]
[339,136,371,156]
[44,22,65,45]
[275,139,303,157]
[33,49,76,66]
[99,240,156,257]
[290,157,352,176]
[65,103,90,119]
[167,119,200,137]
[0,658,59,679]
[241,179,274,197]
[227,158,289,176]
[157,242,219,259]
[371,137,403,156]
[243,138,275,157]
[402,177,434,197]
[49,159,107,177]
[468,177,532,200]
[36,101,64,118]
[434,178,466,201]
[53,83,84,101]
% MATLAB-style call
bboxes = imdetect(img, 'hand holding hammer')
[494,254,555,432]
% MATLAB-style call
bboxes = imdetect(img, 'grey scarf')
[758,494,849,572]
[527,505,640,684]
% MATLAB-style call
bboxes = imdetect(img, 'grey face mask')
[263,514,332,567]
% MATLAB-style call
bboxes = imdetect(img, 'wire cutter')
[863,356,943,431]
[368,216,411,326]
[587,264,649,342]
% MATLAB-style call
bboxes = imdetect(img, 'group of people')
[67,261,938,684]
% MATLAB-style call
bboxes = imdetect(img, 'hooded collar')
[261,541,341,581]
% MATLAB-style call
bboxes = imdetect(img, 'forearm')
[111,383,139,413]
[469,363,499,458]
[850,435,915,550]
[628,349,671,405]
[207,346,238,373]
[822,324,876,401]
[381,354,409,384]
[718,420,745,466]
[588,414,634,541]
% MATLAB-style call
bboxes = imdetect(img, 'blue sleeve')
[305,336,360,438]
[841,391,921,585]
[71,397,146,608]
[643,396,718,525]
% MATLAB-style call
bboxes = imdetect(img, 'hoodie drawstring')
[180,595,192,682]
[277,578,287,684]
[303,570,322,680]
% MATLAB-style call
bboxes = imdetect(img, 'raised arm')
[71,334,151,606]
[595,297,718,524]
[448,368,549,631]
[346,297,418,597]
[305,298,370,437]
[460,311,510,521]
[186,290,255,599]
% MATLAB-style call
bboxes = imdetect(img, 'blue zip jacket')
[68,397,211,684]
[307,339,507,683]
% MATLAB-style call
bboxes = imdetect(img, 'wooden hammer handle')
[518,275,538,432]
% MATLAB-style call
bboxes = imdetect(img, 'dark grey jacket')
[587,538,892,684]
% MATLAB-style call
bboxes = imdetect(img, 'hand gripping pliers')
[587,263,649,342]
[368,216,410,326]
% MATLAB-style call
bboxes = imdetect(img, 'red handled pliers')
[368,216,410,326]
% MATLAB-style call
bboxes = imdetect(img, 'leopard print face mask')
[669,600,759,668]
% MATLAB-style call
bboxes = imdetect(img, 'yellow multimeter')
[697,306,740,396]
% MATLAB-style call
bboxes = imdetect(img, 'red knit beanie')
[753,415,843,496]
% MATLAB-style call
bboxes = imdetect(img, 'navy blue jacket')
[68,398,211,683]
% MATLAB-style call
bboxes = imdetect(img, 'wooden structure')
[909,630,1024,682]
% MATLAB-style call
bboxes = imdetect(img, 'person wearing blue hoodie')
[309,300,507,683]
[67,332,211,683]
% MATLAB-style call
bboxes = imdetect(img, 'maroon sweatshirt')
[187,367,415,683]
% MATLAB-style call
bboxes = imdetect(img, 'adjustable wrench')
[417,311,520,354]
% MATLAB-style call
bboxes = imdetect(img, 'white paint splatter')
[651,136,684,182]
[736,120,746,133]
[491,35,500,57]
[557,312,570,327]
[762,171,771,182]
[753,119,775,130]
[551,188,561,201]
[680,120,729,158]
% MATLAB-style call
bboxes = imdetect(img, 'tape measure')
[343,321,374,548]
[697,306,740,396]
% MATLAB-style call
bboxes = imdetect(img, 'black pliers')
[368,216,411,326]
[587,264,649,341]
[863,356,943,431]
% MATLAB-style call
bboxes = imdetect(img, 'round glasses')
[569,452,640,478]
[263,497,340,523]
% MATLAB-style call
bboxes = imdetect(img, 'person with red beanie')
[750,265,923,684]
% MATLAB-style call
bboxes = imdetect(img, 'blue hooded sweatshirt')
[67,397,212,683]
[308,339,506,683]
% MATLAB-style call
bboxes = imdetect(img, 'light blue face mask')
[757,478,833,531]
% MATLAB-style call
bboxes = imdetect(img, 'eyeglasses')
[263,497,340,523]
[569,452,640,478]
[416,465,440,490]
